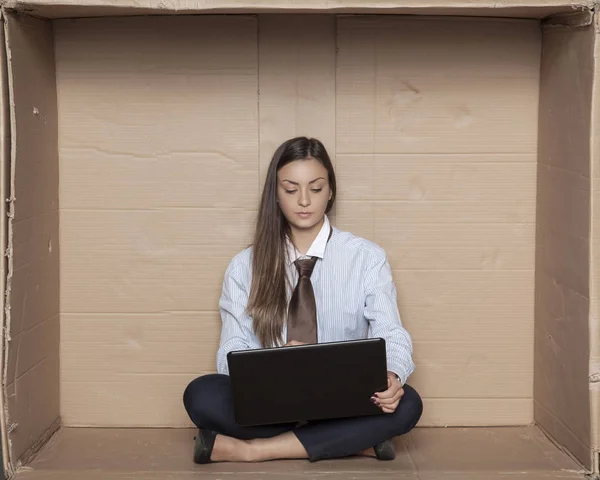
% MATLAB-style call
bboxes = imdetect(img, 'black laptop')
[227,338,388,426]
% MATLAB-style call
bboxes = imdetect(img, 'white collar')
[286,215,331,265]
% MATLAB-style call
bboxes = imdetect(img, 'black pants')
[183,374,423,462]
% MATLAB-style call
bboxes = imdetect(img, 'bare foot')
[210,434,252,462]
[359,447,376,458]
[210,432,309,463]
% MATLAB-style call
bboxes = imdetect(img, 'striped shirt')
[216,217,415,385]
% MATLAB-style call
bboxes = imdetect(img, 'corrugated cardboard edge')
[591,8,600,478]
[0,8,9,479]
[0,0,596,19]
[1,7,15,478]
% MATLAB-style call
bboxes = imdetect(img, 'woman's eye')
[285,190,297,194]
[311,189,323,193]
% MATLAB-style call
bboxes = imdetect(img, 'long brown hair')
[246,137,337,347]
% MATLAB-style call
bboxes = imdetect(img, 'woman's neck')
[290,217,325,255]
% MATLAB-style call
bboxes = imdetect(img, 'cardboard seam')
[256,13,260,200]
[536,406,593,473]
[588,10,600,477]
[535,399,593,472]
[593,452,600,478]
[10,418,58,472]
[542,8,595,27]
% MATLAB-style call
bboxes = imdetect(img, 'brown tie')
[287,256,318,344]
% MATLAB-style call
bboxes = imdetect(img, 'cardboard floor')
[10,426,586,480]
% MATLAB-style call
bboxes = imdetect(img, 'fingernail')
[370,397,377,404]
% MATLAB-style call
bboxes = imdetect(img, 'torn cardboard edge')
[0,7,13,478]
[0,10,7,479]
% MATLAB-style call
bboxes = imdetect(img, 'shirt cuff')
[387,362,413,386]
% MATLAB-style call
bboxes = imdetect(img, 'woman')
[183,137,422,463]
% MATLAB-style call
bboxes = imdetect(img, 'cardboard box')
[0,0,598,478]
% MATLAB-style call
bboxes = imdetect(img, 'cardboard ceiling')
[2,0,598,18]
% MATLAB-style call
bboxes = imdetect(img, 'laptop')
[227,338,388,426]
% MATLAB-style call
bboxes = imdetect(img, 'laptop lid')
[227,338,388,426]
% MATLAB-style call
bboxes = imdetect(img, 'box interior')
[0,2,599,479]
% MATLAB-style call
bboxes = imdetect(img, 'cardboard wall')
[335,15,540,426]
[55,15,541,428]
[2,12,60,471]
[55,15,259,426]
[534,14,593,470]
[258,15,336,190]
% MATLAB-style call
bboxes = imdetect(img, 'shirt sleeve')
[363,249,415,386]
[216,255,258,375]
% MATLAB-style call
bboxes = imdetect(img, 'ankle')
[243,439,261,462]
[211,435,240,462]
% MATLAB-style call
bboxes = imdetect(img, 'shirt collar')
[286,215,331,265]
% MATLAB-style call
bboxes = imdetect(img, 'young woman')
[183,137,422,464]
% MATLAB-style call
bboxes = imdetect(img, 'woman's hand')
[284,340,305,347]
[372,372,404,413]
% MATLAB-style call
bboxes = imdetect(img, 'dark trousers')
[183,374,423,462]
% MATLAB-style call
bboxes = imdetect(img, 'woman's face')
[276,157,332,233]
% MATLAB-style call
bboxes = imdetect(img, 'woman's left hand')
[372,372,404,413]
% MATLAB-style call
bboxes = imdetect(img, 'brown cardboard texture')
[13,426,589,479]
[3,0,597,19]
[0,2,598,479]
[2,10,60,475]
[535,12,593,469]
[591,11,600,474]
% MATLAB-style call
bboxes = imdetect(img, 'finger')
[378,388,404,406]
[376,387,404,405]
[377,395,399,407]
[381,401,399,414]
[375,384,401,400]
